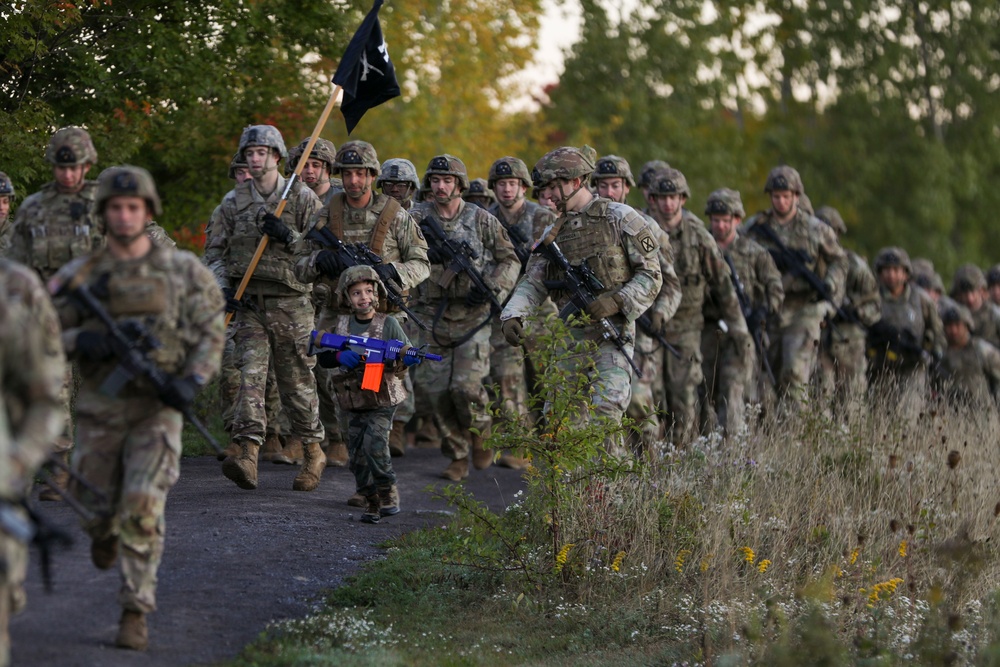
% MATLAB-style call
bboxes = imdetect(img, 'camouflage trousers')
[816,323,867,411]
[628,329,665,447]
[54,365,75,455]
[660,329,705,446]
[559,337,633,456]
[347,406,397,497]
[488,319,528,421]
[220,327,284,436]
[701,328,751,435]
[71,394,182,613]
[768,303,825,412]
[413,321,492,462]
[230,295,323,445]
[0,517,28,667]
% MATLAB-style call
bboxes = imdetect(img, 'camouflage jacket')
[146,221,176,249]
[7,181,104,280]
[53,245,225,398]
[935,338,1000,406]
[203,175,321,295]
[0,214,12,255]
[877,282,944,361]
[970,302,1000,350]
[646,221,682,326]
[707,230,782,326]
[838,251,880,327]
[0,259,66,497]
[488,199,555,264]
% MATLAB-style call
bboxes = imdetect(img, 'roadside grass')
[181,376,227,457]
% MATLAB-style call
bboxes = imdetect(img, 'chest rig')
[22,182,100,277]
[543,199,630,300]
[331,313,406,411]
[420,202,489,301]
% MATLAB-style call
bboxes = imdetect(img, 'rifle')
[722,253,776,385]
[635,313,682,359]
[535,241,643,378]
[59,280,223,455]
[503,221,532,265]
[419,215,503,313]
[867,320,936,366]
[309,330,443,391]
[1,498,73,592]
[305,225,429,330]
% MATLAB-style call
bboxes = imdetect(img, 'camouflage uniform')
[502,146,663,454]
[202,125,324,489]
[950,264,1000,349]
[742,166,848,409]
[296,141,429,459]
[51,166,223,644]
[0,260,65,667]
[935,304,1000,408]
[463,178,497,209]
[411,155,519,474]
[814,206,880,408]
[287,137,343,199]
[987,264,1000,308]
[0,173,16,255]
[378,158,421,212]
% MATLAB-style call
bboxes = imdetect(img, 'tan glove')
[501,318,524,346]
[587,292,624,320]
[649,310,669,334]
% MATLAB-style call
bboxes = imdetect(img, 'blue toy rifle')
[309,330,443,391]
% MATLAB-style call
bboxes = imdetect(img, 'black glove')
[262,213,293,245]
[90,272,112,299]
[159,376,200,412]
[508,225,530,246]
[426,245,446,265]
[747,306,767,334]
[76,331,114,361]
[222,288,242,314]
[465,282,493,308]
[316,250,346,278]
[317,350,340,368]
[374,262,401,286]
[869,319,897,342]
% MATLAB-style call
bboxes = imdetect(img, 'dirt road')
[10,449,525,667]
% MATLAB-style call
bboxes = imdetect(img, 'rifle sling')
[326,194,400,256]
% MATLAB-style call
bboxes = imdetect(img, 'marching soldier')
[463,178,496,209]
[51,166,223,650]
[950,264,1000,349]
[411,154,519,480]
[0,172,15,254]
[203,124,325,492]
[378,158,421,211]
[934,303,1000,408]
[988,265,1000,308]
[288,137,342,206]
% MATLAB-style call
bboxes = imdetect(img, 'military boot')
[217,440,241,462]
[346,492,367,507]
[378,485,400,516]
[116,610,148,650]
[388,421,406,457]
[360,494,381,524]
[326,442,349,467]
[441,457,469,481]
[221,439,259,490]
[292,442,325,492]
[259,432,284,463]
[471,433,493,470]
[497,452,530,470]
[272,436,304,465]
[414,418,440,449]
[91,535,119,570]
[39,451,70,501]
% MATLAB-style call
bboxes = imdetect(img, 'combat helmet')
[239,125,287,160]
[487,156,532,190]
[95,165,162,216]
[423,154,469,192]
[531,145,597,189]
[705,188,745,217]
[228,151,248,180]
[941,303,975,332]
[0,172,14,200]
[332,140,380,176]
[589,155,636,189]
[987,264,1000,288]
[764,165,804,194]
[45,127,98,166]
[638,160,670,189]
[463,179,496,205]
[337,264,387,311]
[815,206,846,236]
[647,167,690,198]
[874,247,912,274]
[951,263,987,296]
[295,137,338,171]
[377,158,420,190]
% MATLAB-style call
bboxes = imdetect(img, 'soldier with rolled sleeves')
[296,140,429,502]
[5,127,102,500]
[704,188,782,434]
[486,156,557,468]
[814,205,880,409]
[203,124,325,492]
[0,259,65,667]
[743,166,848,411]
[591,156,681,450]
[50,166,224,650]
[500,146,663,456]
[867,247,944,413]
[644,169,748,445]
[378,158,421,212]
[950,264,1000,349]
[0,172,16,254]
[410,154,520,480]
[934,303,1000,409]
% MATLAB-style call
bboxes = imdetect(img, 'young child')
[317,265,421,523]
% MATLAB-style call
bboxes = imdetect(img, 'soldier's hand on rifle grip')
[261,213,293,245]
[501,318,524,347]
[222,288,243,314]
[587,292,624,320]
[76,330,114,362]
[375,262,401,286]
[649,310,669,335]
[425,245,446,265]
[465,282,493,308]
[316,250,345,278]
[159,376,200,412]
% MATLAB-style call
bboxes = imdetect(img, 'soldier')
[950,264,1000,349]
[742,166,848,410]
[704,188,783,433]
[500,145,663,455]
[867,247,943,411]
[814,206,880,408]
[988,265,1000,308]
[463,178,496,209]
[0,259,65,667]
[296,140,429,500]
[411,154,519,480]
[51,166,223,650]
[377,158,421,211]
[289,137,342,205]
[6,127,102,500]
[590,156,681,449]
[637,159,670,214]
[644,168,748,444]
[0,172,15,254]
[203,124,325,492]
[934,304,1000,408]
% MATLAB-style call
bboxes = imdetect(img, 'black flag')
[332,0,401,134]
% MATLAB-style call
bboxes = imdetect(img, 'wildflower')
[849,547,860,566]
[610,551,626,573]
[700,554,713,573]
[739,546,755,564]
[554,543,574,573]
[831,564,843,578]
[757,559,772,574]
[867,578,905,604]
[675,549,691,573]
[898,540,907,558]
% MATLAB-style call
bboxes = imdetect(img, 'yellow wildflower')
[898,540,907,558]
[849,547,860,566]
[610,551,626,573]
[739,546,755,564]
[554,543,574,573]
[868,577,905,604]
[675,549,692,573]
[700,554,714,573]
[757,559,772,574]
[831,564,843,578]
